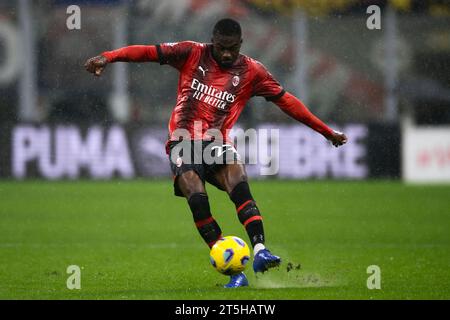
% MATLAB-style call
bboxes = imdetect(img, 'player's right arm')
[84,45,158,77]
[84,41,197,76]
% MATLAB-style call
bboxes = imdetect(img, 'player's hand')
[84,55,108,77]
[329,130,348,147]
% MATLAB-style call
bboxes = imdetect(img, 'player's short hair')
[213,18,242,38]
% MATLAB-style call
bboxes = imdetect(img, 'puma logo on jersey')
[198,66,208,77]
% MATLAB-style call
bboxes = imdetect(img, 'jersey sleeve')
[101,45,158,63]
[155,41,197,70]
[251,61,285,101]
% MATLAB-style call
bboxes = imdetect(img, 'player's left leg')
[212,163,281,273]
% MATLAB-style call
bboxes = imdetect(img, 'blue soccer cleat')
[224,272,249,288]
[253,249,281,273]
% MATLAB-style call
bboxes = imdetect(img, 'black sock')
[188,193,222,248]
[229,181,265,247]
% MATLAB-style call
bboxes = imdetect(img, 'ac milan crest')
[232,75,240,87]
[176,157,183,167]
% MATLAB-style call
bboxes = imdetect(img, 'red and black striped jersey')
[156,41,285,143]
[102,41,335,146]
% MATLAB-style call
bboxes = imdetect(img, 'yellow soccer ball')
[209,236,251,275]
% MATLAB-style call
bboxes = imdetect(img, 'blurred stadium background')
[1,0,449,181]
[0,0,449,299]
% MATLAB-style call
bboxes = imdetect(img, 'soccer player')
[85,18,347,288]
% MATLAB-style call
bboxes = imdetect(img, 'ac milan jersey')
[156,41,285,144]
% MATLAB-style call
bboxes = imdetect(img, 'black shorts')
[168,140,241,197]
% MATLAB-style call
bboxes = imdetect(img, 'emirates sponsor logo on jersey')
[191,78,236,109]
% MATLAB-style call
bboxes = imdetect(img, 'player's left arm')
[273,92,348,147]
[252,61,347,147]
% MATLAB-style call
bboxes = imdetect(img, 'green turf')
[0,180,449,299]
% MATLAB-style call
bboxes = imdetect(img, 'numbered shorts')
[167,140,241,197]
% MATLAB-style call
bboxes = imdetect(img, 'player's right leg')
[168,140,223,248]
[169,141,247,288]
[177,170,223,248]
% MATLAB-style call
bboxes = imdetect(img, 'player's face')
[211,34,242,68]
